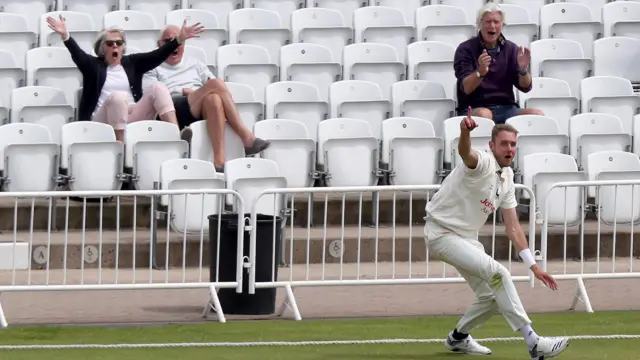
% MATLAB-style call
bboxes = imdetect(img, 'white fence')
[0,188,245,327]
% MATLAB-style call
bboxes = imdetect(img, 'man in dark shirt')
[454,3,543,124]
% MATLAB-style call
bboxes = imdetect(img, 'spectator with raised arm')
[454,3,543,124]
[142,25,270,173]
[46,15,204,141]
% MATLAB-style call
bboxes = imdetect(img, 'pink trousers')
[91,82,175,130]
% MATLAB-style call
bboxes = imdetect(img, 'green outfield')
[0,311,638,359]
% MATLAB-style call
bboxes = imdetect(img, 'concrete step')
[1,221,637,270]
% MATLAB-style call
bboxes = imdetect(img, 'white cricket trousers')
[425,220,531,333]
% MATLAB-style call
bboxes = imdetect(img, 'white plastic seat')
[391,80,455,138]
[0,0,50,32]
[329,80,391,140]
[265,81,328,142]
[580,76,640,135]
[165,9,228,71]
[122,0,181,30]
[317,118,379,187]
[381,117,443,186]
[593,37,640,84]
[39,11,97,52]
[505,115,569,184]
[279,43,341,102]
[407,41,457,100]
[103,10,159,52]
[372,0,422,26]
[290,8,353,64]
[224,158,287,216]
[540,3,602,58]
[587,150,640,225]
[0,50,24,117]
[443,116,495,168]
[0,123,59,192]
[217,44,278,103]
[530,39,593,99]
[26,47,82,108]
[254,119,315,188]
[500,0,546,25]
[60,121,124,192]
[518,77,578,135]
[124,121,189,190]
[353,6,415,63]
[343,43,405,100]
[185,0,241,29]
[159,158,225,233]
[415,5,476,49]
[556,0,608,22]
[522,153,586,226]
[569,113,632,181]
[436,0,485,24]
[0,13,38,69]
[602,1,640,39]
[10,86,74,146]
[247,0,301,28]
[635,114,640,158]
[311,0,363,28]
[228,8,291,64]
[499,3,539,47]
[56,0,118,29]
[182,45,207,63]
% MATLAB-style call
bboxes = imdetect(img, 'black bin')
[208,213,282,315]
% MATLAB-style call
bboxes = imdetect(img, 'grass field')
[0,311,638,359]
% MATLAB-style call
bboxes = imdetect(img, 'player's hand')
[478,50,491,76]
[460,106,478,132]
[532,265,559,291]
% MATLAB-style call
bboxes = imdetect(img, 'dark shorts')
[458,104,522,124]
[172,95,200,129]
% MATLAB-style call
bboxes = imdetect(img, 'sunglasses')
[104,40,124,47]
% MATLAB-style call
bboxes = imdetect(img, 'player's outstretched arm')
[459,106,479,169]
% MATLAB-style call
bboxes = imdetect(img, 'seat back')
[225,157,287,216]
[391,80,455,137]
[217,44,277,101]
[530,38,592,98]
[10,86,73,145]
[580,76,638,134]
[0,13,37,69]
[39,11,97,52]
[25,47,82,107]
[540,2,602,56]
[443,116,494,167]
[165,9,228,66]
[123,0,182,30]
[228,8,290,63]
[593,37,640,83]
[415,5,476,48]
[353,6,414,62]
[569,113,631,173]
[343,42,405,100]
[330,80,390,139]
[602,1,640,39]
[279,42,340,102]
[103,10,160,51]
[406,41,457,100]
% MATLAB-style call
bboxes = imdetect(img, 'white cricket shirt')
[142,57,215,97]
[425,150,517,239]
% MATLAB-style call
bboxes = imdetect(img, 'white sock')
[519,324,539,348]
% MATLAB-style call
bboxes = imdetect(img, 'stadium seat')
[518,77,578,135]
[0,123,59,192]
[0,0,49,32]
[407,41,457,100]
[586,150,640,225]
[254,119,316,188]
[182,45,207,64]
[265,81,328,142]
[56,0,118,30]
[247,0,301,28]
[122,0,181,31]
[580,76,640,135]
[353,6,415,63]
[500,0,546,25]
[438,0,485,25]
[39,11,97,52]
[373,0,422,26]
[228,8,291,64]
[522,153,586,226]
[329,80,391,140]
[10,86,74,146]
[159,158,225,234]
[0,50,24,119]
[279,43,341,102]
[498,4,539,47]
[505,115,569,190]
[0,13,38,69]
[635,114,640,157]
[342,43,405,100]
[443,116,494,169]
[381,117,443,186]
[569,113,632,180]
[290,8,353,64]
[311,0,363,28]
[602,1,640,39]
[124,120,189,190]
[217,44,278,103]
[226,81,264,132]
[188,119,243,166]
[317,118,379,187]
[540,3,602,58]
[557,0,608,22]
[224,157,287,216]
[60,121,124,192]
[165,9,228,72]
[390,80,455,138]
[593,37,640,86]
[25,47,82,108]
[530,39,592,99]
[415,5,476,49]
[185,0,241,29]
[103,10,160,52]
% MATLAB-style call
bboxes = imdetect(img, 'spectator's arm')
[512,47,533,93]
[62,36,95,73]
[454,46,483,95]
[128,38,180,74]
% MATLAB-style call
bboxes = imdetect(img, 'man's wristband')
[519,248,536,268]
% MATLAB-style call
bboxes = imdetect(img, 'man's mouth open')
[112,51,119,58]
[488,31,497,37]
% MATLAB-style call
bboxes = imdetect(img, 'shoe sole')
[532,339,571,360]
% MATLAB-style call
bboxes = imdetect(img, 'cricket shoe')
[529,336,571,359]
[445,334,492,355]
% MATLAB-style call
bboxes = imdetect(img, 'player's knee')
[473,107,493,120]
[489,264,511,289]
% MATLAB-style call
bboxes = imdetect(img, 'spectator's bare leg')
[201,93,226,169]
